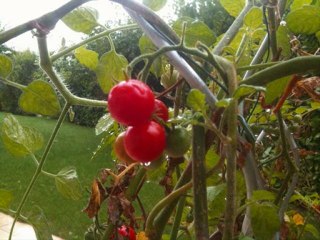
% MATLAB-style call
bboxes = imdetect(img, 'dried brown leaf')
[83,179,106,218]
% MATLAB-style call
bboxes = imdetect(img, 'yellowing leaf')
[286,6,320,34]
[172,17,216,47]
[292,213,304,225]
[62,7,98,34]
[136,231,149,240]
[1,114,43,157]
[143,0,167,11]
[95,50,128,93]
[220,0,245,17]
[19,80,61,117]
[55,167,82,200]
[74,46,99,71]
[244,7,263,29]
[0,54,13,78]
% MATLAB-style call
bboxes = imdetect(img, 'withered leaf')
[108,195,121,224]
[83,179,106,218]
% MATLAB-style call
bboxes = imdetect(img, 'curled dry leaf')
[83,179,106,218]
[293,76,320,101]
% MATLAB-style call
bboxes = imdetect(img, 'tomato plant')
[153,99,169,122]
[113,132,136,164]
[107,79,155,126]
[124,121,166,162]
[165,127,191,158]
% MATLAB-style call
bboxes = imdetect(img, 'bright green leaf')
[265,76,291,104]
[139,35,162,77]
[291,0,313,11]
[187,89,206,112]
[295,106,309,114]
[276,25,291,59]
[143,0,167,11]
[62,7,98,34]
[205,146,220,169]
[0,54,13,78]
[19,80,61,117]
[286,6,320,34]
[220,0,245,17]
[215,98,232,108]
[95,114,114,135]
[251,190,276,202]
[27,207,53,240]
[244,7,263,29]
[95,50,128,93]
[74,46,99,71]
[172,17,216,47]
[1,114,43,157]
[0,189,13,209]
[234,85,265,99]
[251,203,280,240]
[311,101,320,109]
[55,166,82,200]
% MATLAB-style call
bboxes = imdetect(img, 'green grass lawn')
[0,112,163,239]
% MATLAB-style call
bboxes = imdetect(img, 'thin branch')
[38,35,107,108]
[0,0,92,45]
[50,24,138,62]
[212,0,254,55]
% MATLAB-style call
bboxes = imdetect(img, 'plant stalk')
[192,118,209,240]
[8,103,70,240]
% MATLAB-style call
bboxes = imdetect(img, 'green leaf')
[305,223,320,239]
[244,7,263,29]
[74,46,99,71]
[0,54,13,78]
[1,114,43,157]
[27,207,53,240]
[295,106,309,114]
[139,35,162,77]
[265,76,291,104]
[291,0,313,11]
[234,85,265,99]
[311,101,320,109]
[207,184,226,220]
[286,6,320,34]
[205,146,220,169]
[220,0,245,17]
[55,166,82,200]
[215,98,232,108]
[251,190,276,202]
[276,25,292,59]
[143,0,167,11]
[251,202,280,240]
[19,80,61,117]
[62,7,98,34]
[0,189,13,209]
[95,113,114,135]
[187,89,206,112]
[95,50,128,93]
[172,17,216,47]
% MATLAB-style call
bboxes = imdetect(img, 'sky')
[0,0,174,52]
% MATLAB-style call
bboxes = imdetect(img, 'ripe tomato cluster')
[108,79,168,163]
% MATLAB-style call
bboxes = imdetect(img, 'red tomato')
[153,99,169,122]
[117,225,136,240]
[108,80,155,126]
[124,121,166,163]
